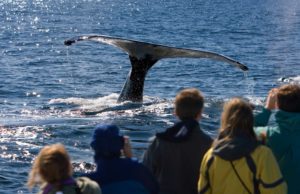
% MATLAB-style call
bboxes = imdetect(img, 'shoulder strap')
[43,184,53,194]
[75,183,82,194]
[245,155,260,194]
[230,155,260,194]
[201,154,260,194]
[230,161,252,194]
[73,179,82,194]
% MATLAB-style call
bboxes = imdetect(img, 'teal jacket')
[255,108,300,194]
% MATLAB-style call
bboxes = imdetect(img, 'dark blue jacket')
[86,157,159,194]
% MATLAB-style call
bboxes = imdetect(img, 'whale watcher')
[85,124,159,194]
[255,84,300,194]
[142,88,213,194]
[27,143,101,194]
[198,98,287,194]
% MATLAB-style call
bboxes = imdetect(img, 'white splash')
[278,75,300,84]
[49,93,119,110]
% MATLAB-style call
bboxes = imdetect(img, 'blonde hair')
[219,98,255,141]
[27,144,73,190]
[175,88,204,120]
[277,84,300,112]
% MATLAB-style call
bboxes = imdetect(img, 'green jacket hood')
[275,110,300,132]
[213,137,259,161]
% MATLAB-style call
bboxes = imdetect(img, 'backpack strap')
[245,155,260,194]
[74,182,82,194]
[230,154,260,194]
[43,184,53,194]
[74,178,84,194]
[200,154,260,194]
[230,161,252,194]
[199,156,214,194]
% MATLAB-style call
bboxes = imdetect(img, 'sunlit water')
[0,0,300,193]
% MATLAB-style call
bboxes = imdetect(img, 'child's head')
[277,84,300,112]
[220,98,255,140]
[175,88,204,120]
[28,144,72,189]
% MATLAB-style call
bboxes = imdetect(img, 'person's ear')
[174,109,178,117]
[196,111,202,120]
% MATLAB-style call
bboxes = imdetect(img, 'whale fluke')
[64,34,248,102]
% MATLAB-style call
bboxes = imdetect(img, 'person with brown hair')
[143,88,213,194]
[27,143,101,194]
[255,84,300,194]
[198,98,287,194]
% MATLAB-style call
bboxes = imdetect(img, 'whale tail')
[64,35,248,102]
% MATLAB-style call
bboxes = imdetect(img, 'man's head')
[175,88,204,120]
[277,84,300,112]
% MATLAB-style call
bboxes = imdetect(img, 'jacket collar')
[156,119,199,143]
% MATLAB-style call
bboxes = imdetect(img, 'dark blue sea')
[0,0,299,193]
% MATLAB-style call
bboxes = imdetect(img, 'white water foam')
[278,75,300,84]
[49,93,172,116]
[49,93,119,110]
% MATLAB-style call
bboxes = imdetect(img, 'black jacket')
[143,120,212,194]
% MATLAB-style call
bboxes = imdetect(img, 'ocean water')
[0,0,300,193]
